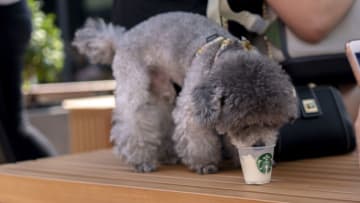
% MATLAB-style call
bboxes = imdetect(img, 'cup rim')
[237,144,276,150]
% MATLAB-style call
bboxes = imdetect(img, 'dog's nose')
[252,139,265,147]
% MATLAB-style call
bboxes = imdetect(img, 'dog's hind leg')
[172,91,222,174]
[110,58,172,172]
[112,94,166,172]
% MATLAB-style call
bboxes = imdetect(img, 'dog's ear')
[192,84,223,126]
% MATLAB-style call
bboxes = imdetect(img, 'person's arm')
[266,0,354,43]
[355,106,360,167]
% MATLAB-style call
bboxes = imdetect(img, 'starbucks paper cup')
[238,145,275,185]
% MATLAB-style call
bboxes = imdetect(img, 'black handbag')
[281,55,356,85]
[275,85,356,161]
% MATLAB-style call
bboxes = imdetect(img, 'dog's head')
[192,48,298,147]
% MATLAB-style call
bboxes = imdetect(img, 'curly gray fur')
[72,18,126,64]
[72,12,298,174]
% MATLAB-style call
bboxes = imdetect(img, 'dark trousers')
[0,0,56,162]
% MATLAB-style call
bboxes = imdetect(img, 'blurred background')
[23,0,114,155]
[25,0,113,85]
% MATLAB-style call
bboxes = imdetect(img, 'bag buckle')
[297,86,322,118]
[302,99,319,114]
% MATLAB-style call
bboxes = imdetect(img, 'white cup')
[237,145,275,184]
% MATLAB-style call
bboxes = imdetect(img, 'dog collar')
[195,34,254,57]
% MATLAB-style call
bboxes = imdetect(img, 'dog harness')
[195,34,255,59]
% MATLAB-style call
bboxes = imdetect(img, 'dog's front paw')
[194,164,218,174]
[134,162,157,173]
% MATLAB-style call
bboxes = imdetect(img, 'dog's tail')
[72,18,126,65]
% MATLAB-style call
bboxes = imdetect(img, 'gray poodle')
[72,12,298,174]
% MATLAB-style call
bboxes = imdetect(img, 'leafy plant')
[24,0,64,85]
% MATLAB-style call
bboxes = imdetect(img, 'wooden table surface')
[0,149,359,203]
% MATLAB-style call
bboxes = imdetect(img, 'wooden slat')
[68,109,113,153]
[23,80,116,106]
[62,95,115,110]
[24,80,116,95]
[62,96,114,153]
[0,150,359,203]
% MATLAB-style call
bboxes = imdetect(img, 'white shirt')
[0,0,20,5]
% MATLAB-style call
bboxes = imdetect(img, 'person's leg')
[0,0,57,161]
[0,121,15,163]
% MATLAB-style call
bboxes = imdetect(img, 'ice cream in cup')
[237,144,275,185]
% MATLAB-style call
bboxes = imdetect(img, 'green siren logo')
[256,153,273,174]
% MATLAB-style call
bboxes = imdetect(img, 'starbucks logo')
[256,153,273,174]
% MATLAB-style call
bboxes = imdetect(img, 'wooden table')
[0,150,359,203]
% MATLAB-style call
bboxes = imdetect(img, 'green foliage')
[24,0,64,85]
